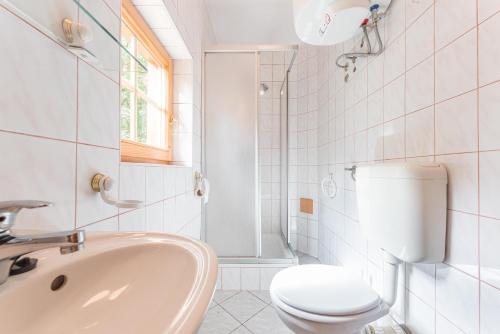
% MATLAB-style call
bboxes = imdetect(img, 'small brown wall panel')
[300,198,313,214]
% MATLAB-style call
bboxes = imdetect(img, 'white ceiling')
[205,0,300,45]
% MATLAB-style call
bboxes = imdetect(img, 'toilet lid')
[271,264,381,316]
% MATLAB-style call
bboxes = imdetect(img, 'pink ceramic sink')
[0,232,218,334]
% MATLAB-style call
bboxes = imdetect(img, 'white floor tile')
[201,291,292,334]
[248,290,272,304]
[197,305,240,334]
[220,292,267,323]
[208,300,217,310]
[213,290,239,304]
[245,306,293,334]
[231,326,252,334]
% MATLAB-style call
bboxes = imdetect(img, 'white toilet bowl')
[270,264,389,334]
[270,163,447,333]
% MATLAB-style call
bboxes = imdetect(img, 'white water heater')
[293,0,371,45]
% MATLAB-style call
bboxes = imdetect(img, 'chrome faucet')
[0,201,85,285]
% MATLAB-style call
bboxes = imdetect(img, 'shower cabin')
[202,46,297,264]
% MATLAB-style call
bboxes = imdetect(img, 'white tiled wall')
[306,1,500,333]
[216,264,292,291]
[172,59,194,164]
[0,0,214,239]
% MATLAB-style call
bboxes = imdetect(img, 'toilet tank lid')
[357,162,447,181]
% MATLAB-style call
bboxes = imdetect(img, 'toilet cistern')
[271,162,448,334]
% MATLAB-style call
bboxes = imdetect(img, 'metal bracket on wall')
[345,165,357,182]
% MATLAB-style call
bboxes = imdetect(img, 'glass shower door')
[280,74,289,244]
[204,52,259,257]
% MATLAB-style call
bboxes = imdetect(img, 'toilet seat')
[270,265,383,321]
[270,265,389,333]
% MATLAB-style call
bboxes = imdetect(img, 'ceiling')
[205,0,300,45]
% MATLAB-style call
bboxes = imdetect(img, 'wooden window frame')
[120,0,173,164]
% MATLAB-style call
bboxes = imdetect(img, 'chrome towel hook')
[345,165,357,182]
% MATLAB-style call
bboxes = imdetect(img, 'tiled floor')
[198,290,292,334]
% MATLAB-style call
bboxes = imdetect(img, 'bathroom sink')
[0,232,218,334]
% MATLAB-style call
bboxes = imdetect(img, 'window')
[120,0,173,164]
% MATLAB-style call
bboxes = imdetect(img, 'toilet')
[271,163,448,334]
[270,264,389,334]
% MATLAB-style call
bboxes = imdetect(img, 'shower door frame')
[202,49,261,258]
[201,45,298,264]
[279,50,297,246]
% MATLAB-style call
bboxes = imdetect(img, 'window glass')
[120,18,168,150]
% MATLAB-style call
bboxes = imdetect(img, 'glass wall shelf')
[73,0,147,73]
[0,0,147,74]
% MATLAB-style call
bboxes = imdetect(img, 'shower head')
[259,83,269,96]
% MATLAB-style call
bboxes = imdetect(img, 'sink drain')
[51,275,67,291]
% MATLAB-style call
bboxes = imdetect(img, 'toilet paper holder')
[194,172,210,204]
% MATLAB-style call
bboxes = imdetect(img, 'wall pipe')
[382,250,402,307]
[335,2,391,70]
